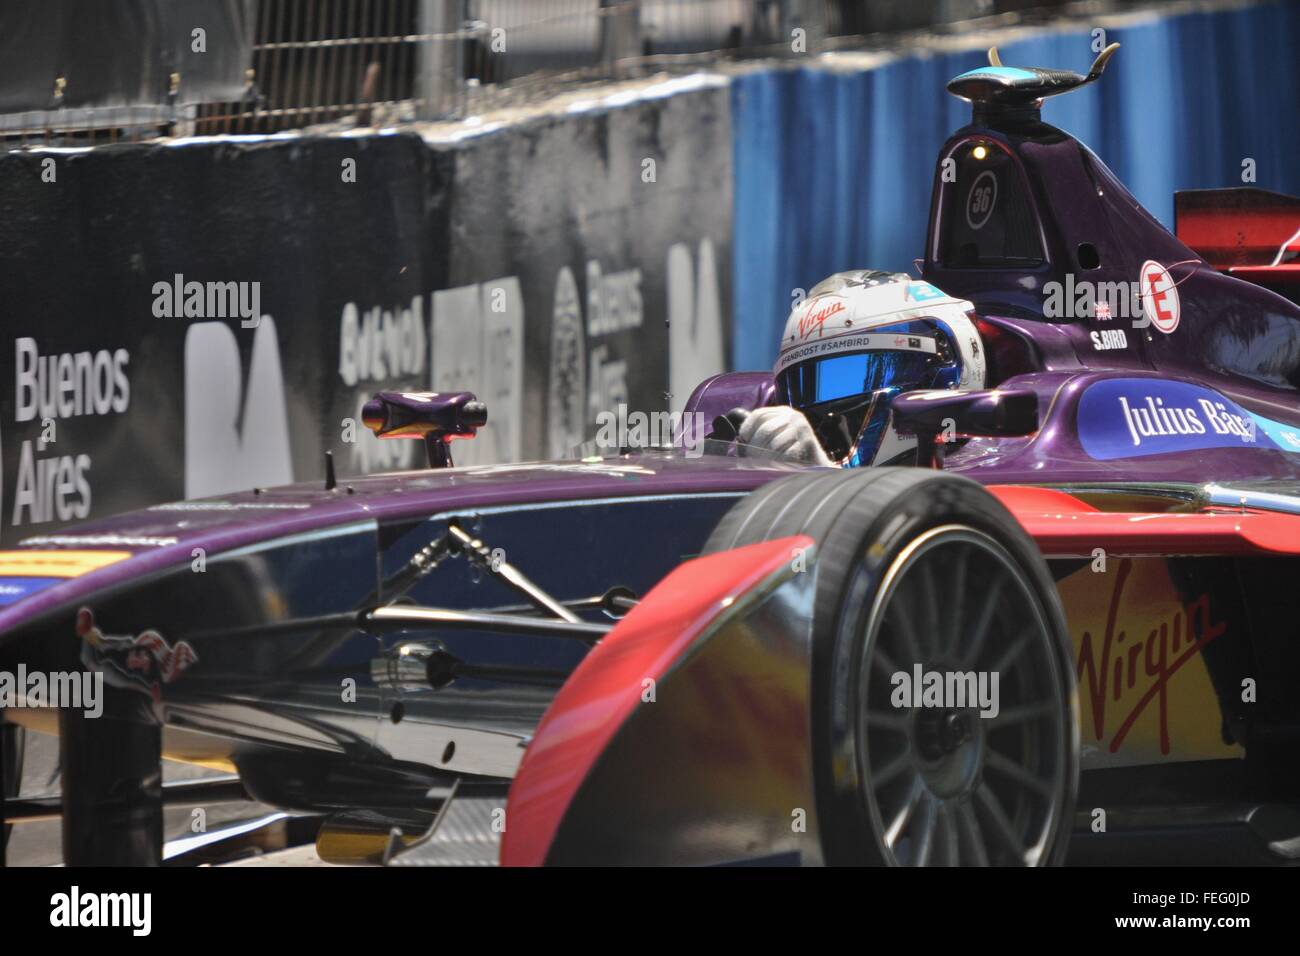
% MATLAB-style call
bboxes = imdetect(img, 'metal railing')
[0,0,1176,148]
[206,0,831,133]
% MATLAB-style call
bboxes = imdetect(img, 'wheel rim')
[854,525,1068,866]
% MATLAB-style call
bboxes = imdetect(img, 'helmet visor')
[778,349,936,408]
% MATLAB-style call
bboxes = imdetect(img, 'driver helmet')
[774,271,986,465]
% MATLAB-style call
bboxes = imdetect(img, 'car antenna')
[324,450,337,491]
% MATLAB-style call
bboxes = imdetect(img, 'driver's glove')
[738,406,835,466]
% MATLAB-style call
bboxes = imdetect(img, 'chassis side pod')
[502,536,819,867]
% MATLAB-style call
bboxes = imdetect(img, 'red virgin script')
[1076,559,1226,755]
[798,299,845,339]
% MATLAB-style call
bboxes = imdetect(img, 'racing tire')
[704,468,1079,866]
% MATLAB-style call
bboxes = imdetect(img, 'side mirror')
[891,388,1038,468]
[362,391,487,469]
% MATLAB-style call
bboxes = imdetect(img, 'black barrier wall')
[443,81,732,464]
[0,80,732,542]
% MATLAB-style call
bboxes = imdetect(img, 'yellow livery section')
[1059,558,1242,769]
[0,550,132,578]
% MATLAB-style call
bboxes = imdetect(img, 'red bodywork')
[988,485,1300,557]
[502,535,811,867]
[1175,187,1300,300]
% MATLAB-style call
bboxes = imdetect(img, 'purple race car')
[4,45,1300,867]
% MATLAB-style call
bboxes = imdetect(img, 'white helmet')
[775,271,986,464]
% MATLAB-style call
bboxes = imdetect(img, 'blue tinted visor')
[779,350,936,408]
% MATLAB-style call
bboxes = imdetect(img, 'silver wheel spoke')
[872,750,913,790]
[988,623,1035,676]
[962,573,1004,667]
[911,794,938,866]
[976,783,1026,863]
[940,802,961,866]
[872,641,901,677]
[943,545,968,658]
[957,802,989,866]
[886,599,922,666]
[916,561,939,659]
[984,748,1054,798]
[884,777,924,848]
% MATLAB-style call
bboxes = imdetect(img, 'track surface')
[7,730,280,866]
[7,729,1293,866]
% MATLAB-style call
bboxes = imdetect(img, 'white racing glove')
[738,406,835,466]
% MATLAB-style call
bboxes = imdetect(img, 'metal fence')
[201,0,837,135]
[0,0,1174,148]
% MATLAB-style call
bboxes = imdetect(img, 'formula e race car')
[5,46,1300,868]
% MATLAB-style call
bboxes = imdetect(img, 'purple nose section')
[362,391,488,468]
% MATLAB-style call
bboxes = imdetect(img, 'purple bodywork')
[0,455,805,632]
